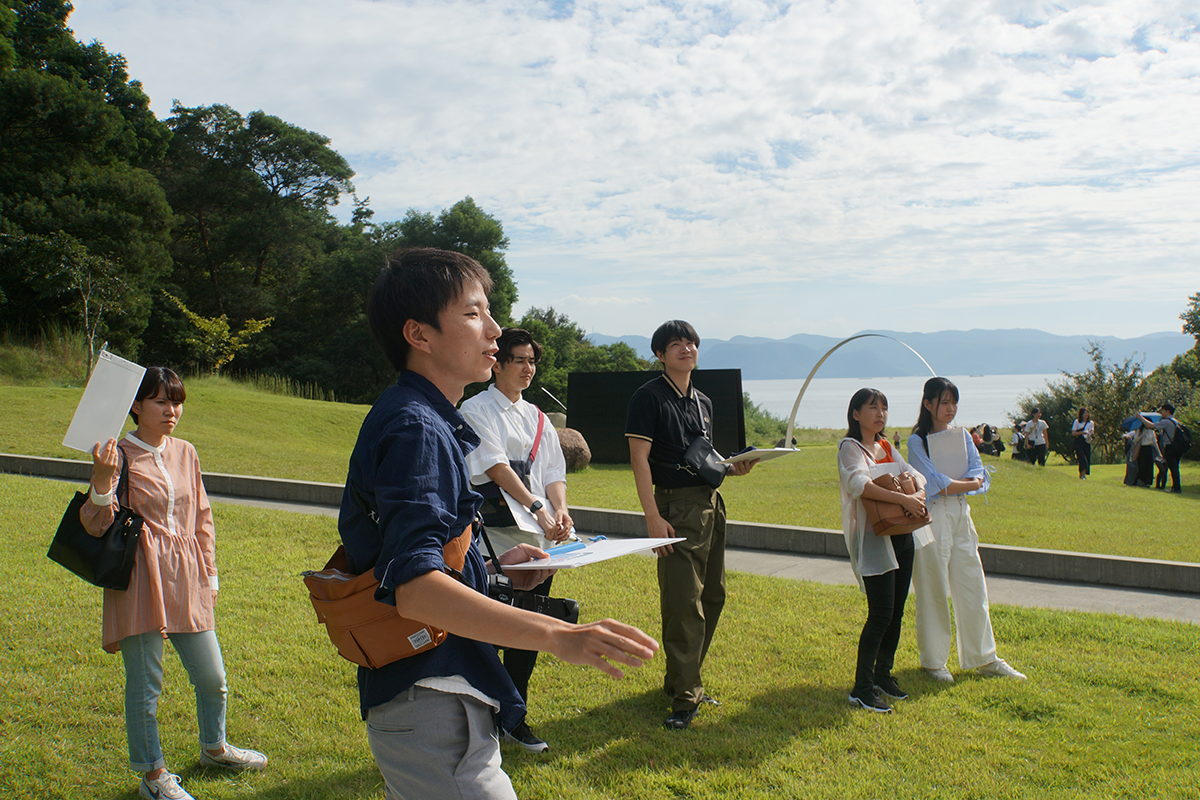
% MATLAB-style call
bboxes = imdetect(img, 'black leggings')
[855,533,915,692]
[1074,438,1091,476]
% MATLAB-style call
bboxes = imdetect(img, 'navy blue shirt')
[338,370,524,730]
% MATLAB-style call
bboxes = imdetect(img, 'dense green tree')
[155,103,354,324]
[0,0,172,352]
[376,197,517,325]
[1181,292,1200,347]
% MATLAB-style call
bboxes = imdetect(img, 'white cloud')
[67,0,1200,340]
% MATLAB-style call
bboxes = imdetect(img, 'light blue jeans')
[120,630,227,772]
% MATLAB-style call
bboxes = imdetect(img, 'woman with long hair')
[83,367,265,800]
[907,377,1025,683]
[837,388,931,713]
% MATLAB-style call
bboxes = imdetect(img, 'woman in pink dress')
[83,367,265,800]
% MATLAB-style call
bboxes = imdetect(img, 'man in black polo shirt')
[626,320,756,730]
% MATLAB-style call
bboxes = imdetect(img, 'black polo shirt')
[625,374,715,490]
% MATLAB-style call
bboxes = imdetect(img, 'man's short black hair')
[1161,402,1175,414]
[651,320,700,358]
[496,328,542,365]
[367,247,493,371]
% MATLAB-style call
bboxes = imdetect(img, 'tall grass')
[3,475,1198,800]
[0,324,92,387]
[227,372,338,403]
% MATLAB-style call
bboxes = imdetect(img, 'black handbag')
[47,453,144,590]
[681,393,727,488]
[681,435,728,488]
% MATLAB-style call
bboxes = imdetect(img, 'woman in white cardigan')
[837,388,931,714]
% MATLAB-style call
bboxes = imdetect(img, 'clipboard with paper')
[504,537,686,570]
[926,428,970,481]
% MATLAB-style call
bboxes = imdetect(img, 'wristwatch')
[529,500,544,513]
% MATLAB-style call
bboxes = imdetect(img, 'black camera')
[487,573,515,606]
[513,591,580,624]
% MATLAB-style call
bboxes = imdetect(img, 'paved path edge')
[6,453,1196,595]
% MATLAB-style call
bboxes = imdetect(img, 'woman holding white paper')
[907,377,1026,684]
[82,367,265,800]
[837,388,931,714]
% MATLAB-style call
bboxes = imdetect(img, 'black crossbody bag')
[656,393,728,489]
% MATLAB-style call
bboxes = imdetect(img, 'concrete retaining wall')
[6,453,1197,594]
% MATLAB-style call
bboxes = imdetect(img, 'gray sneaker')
[977,658,1027,680]
[924,666,955,683]
[199,743,268,771]
[140,772,194,800]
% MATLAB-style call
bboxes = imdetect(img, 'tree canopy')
[0,0,172,351]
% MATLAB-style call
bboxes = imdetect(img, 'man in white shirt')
[461,328,573,753]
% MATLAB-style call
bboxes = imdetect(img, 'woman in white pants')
[906,377,1026,683]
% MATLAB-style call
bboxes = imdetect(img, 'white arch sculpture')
[783,334,938,448]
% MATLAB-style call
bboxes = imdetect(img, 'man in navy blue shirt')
[339,248,658,799]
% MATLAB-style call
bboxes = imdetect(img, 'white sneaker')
[140,772,194,800]
[977,658,1027,680]
[199,743,268,771]
[924,666,955,683]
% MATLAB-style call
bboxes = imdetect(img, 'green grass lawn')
[3,382,1198,563]
[3,475,1198,800]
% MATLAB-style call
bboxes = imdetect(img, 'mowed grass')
[3,475,1198,800]
[2,382,1197,562]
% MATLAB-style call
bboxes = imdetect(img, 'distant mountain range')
[587,329,1194,380]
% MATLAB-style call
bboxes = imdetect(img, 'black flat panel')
[566,370,745,464]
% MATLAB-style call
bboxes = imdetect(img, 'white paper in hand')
[62,351,146,453]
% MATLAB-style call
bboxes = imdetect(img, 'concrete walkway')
[6,452,1196,625]
[206,491,1200,626]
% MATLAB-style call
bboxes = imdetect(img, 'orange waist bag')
[303,525,472,669]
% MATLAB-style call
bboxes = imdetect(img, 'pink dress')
[80,433,217,653]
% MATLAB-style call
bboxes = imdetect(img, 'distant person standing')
[1024,409,1049,466]
[892,431,902,449]
[1151,404,1183,493]
[1071,408,1094,480]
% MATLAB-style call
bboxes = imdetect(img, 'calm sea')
[743,374,1061,431]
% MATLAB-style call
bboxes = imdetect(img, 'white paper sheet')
[494,489,578,548]
[62,351,145,453]
[720,448,798,465]
[503,537,686,570]
[927,428,969,481]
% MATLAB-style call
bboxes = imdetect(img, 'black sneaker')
[699,693,722,707]
[664,708,699,730]
[504,722,549,753]
[875,676,908,700]
[849,687,893,714]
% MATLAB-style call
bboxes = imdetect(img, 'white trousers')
[912,496,998,670]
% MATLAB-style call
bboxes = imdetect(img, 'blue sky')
[68,0,1199,342]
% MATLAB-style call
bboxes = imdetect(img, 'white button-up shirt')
[461,384,567,501]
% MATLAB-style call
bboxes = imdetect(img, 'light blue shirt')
[906,428,990,501]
